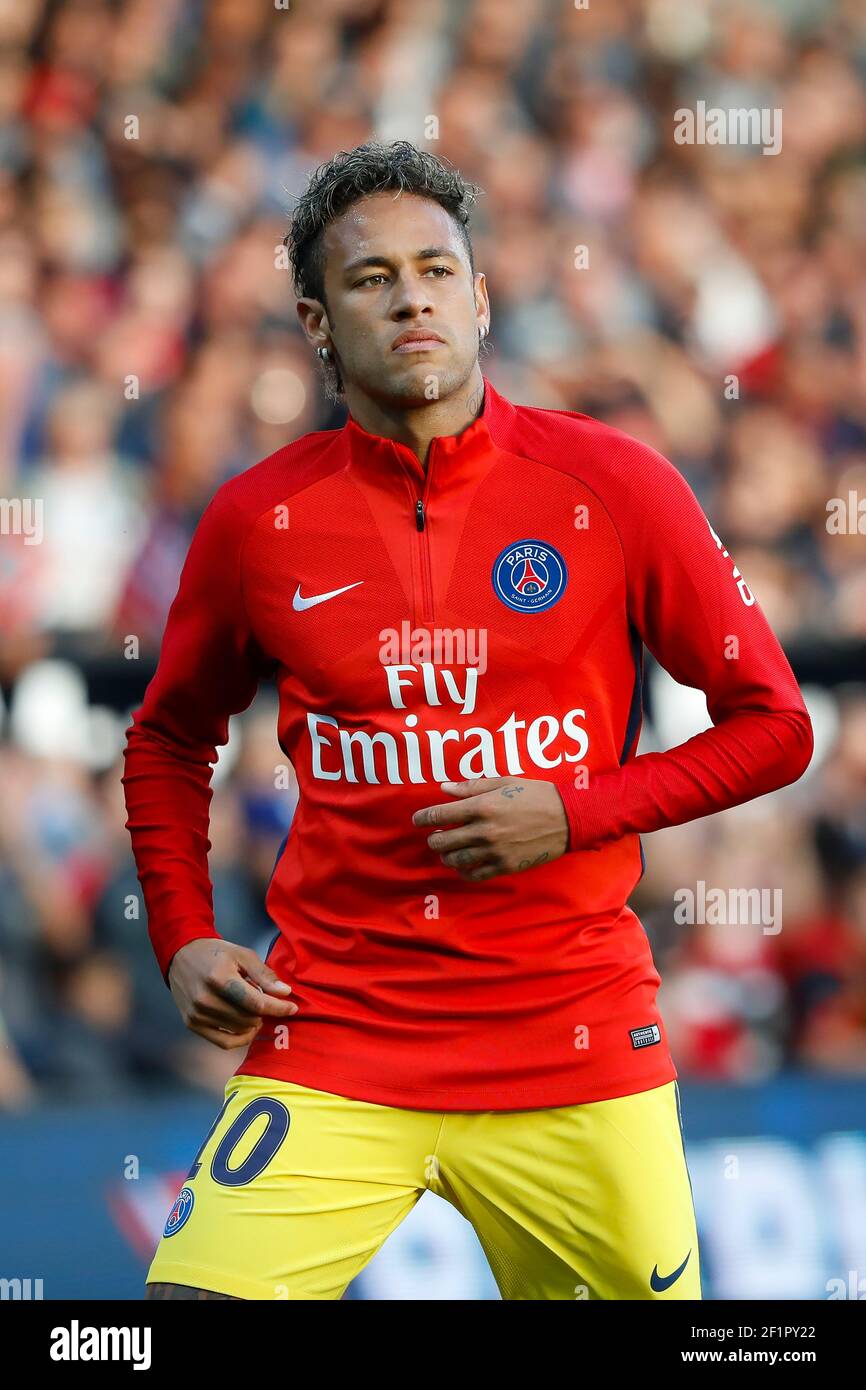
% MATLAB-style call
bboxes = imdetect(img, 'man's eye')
[356,267,451,287]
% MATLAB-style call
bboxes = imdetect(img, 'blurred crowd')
[1,0,866,1106]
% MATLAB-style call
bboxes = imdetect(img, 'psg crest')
[491,539,568,613]
[163,1186,195,1237]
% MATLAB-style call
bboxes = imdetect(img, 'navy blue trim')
[262,833,289,964]
[267,832,289,890]
[622,623,646,884]
[619,622,644,764]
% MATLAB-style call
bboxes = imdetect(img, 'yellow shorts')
[148,1075,701,1300]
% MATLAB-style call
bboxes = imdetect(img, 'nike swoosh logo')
[650,1250,691,1293]
[292,581,363,611]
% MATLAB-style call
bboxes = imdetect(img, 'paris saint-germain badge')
[491,539,568,613]
[163,1186,195,1237]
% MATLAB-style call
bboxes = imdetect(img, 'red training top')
[122,377,813,1110]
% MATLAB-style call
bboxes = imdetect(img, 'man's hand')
[412,776,569,881]
[167,938,297,1049]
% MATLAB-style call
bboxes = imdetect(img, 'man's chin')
[375,354,463,402]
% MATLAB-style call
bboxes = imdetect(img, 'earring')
[317,344,330,363]
[479,325,488,341]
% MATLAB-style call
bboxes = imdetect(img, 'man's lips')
[392,330,446,352]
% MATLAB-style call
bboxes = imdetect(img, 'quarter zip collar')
[344,375,500,487]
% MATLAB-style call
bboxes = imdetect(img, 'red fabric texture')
[122,377,812,1110]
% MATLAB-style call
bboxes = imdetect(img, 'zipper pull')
[415,499,425,531]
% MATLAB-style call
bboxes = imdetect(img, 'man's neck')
[345,368,486,471]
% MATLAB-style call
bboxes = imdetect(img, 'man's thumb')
[239,950,292,994]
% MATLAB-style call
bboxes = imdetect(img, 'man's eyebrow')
[342,247,461,276]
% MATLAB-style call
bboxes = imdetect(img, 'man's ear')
[295,297,329,349]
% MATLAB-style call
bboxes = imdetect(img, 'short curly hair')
[285,140,482,307]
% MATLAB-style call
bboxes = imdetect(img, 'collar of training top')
[343,374,502,485]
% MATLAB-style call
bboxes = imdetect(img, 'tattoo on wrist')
[517,853,550,871]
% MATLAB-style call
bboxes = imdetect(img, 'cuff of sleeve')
[150,919,222,987]
[554,778,584,852]
[554,773,619,852]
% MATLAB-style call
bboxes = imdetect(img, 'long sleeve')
[121,488,271,981]
[555,436,814,851]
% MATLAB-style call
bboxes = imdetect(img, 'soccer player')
[123,140,813,1301]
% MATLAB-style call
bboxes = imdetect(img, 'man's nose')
[390,274,435,319]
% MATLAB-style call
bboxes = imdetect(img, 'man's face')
[316,191,488,407]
